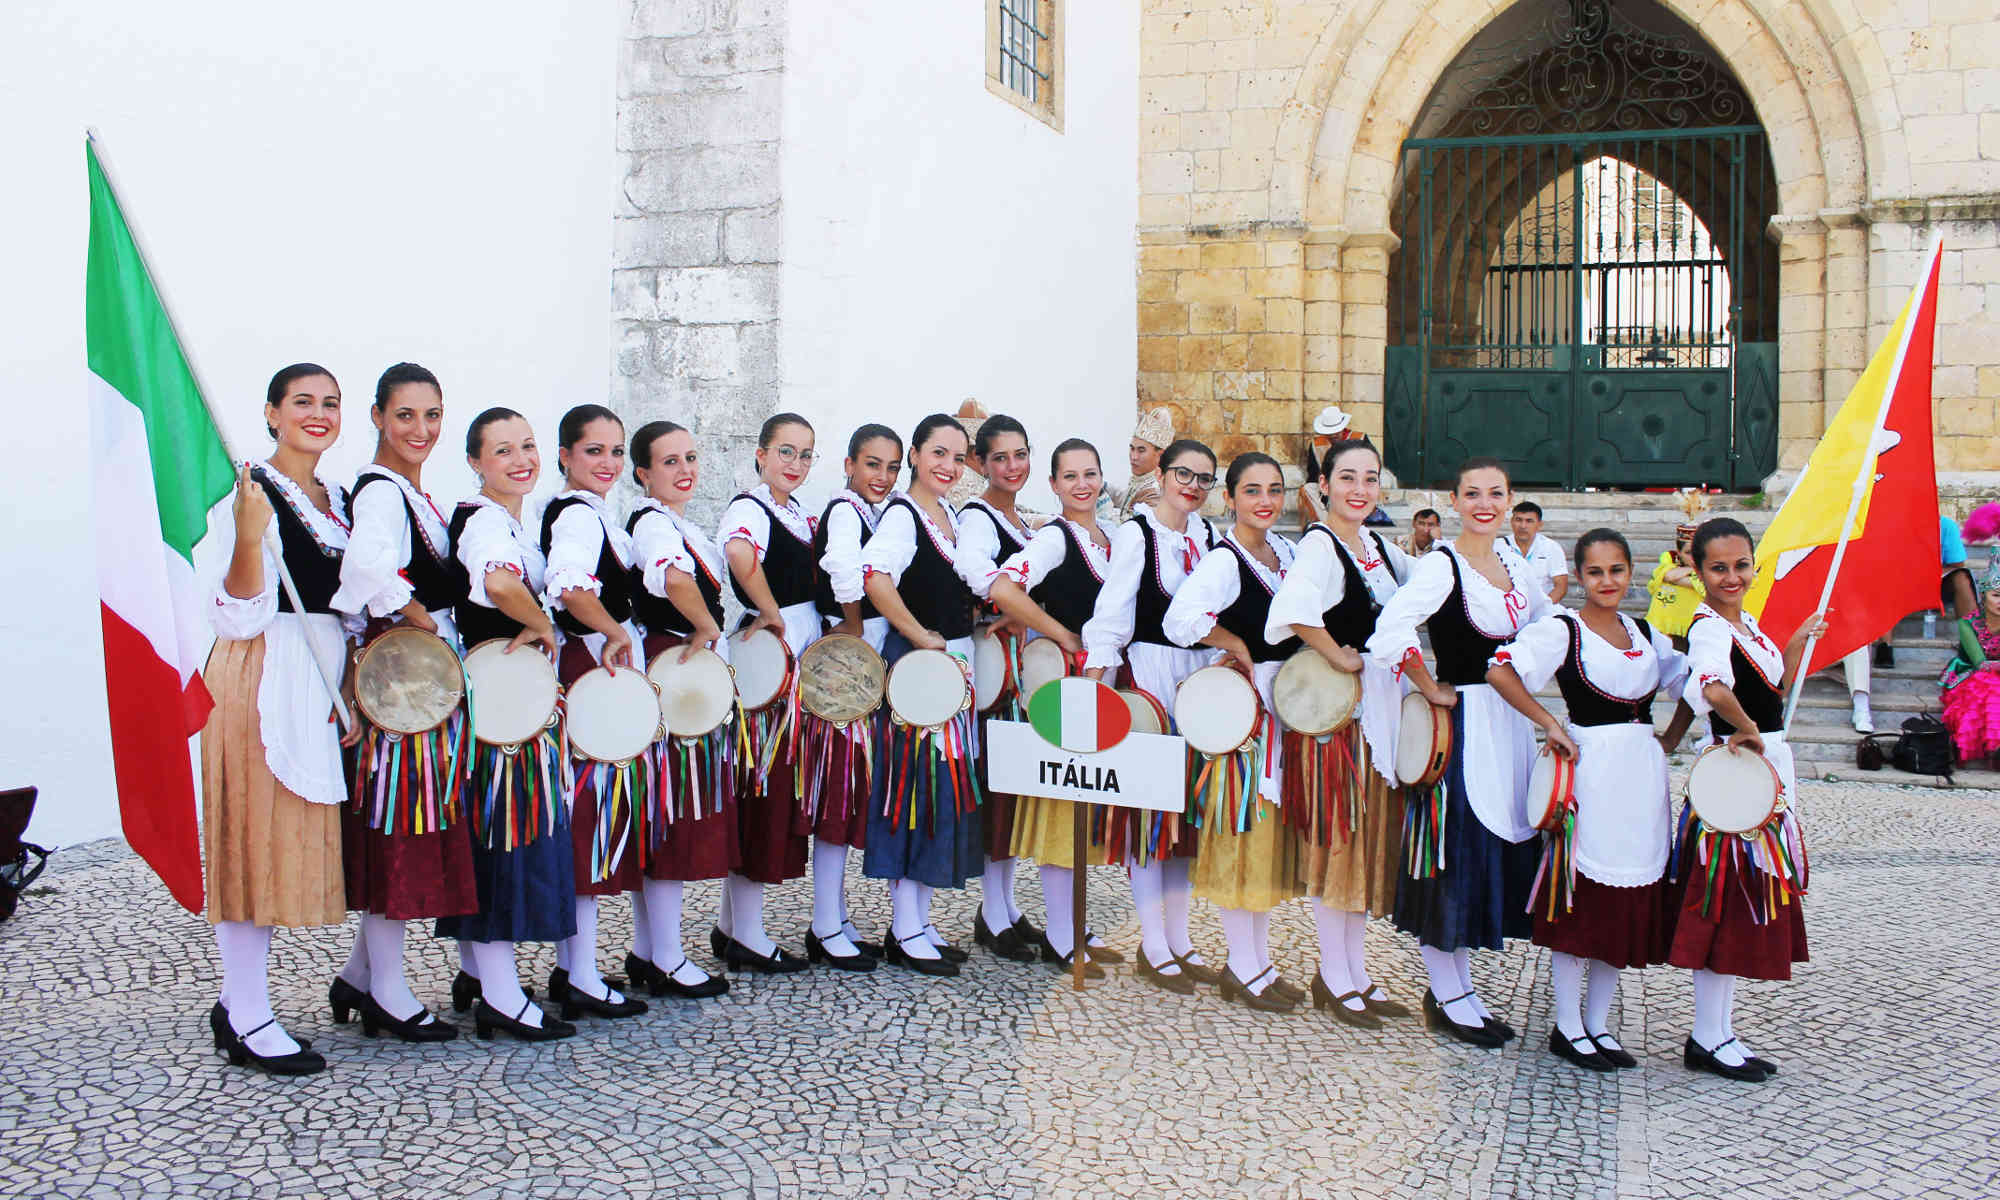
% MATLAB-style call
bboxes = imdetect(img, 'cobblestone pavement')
[3,778,1997,1199]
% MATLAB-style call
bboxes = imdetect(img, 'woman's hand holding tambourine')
[506,623,557,660]
[1541,720,1579,762]
[751,608,786,637]
[601,628,635,671]
[1423,680,1458,708]
[680,627,722,663]
[1318,643,1364,674]
[1050,627,1084,658]
[911,628,947,652]
[1726,728,1766,755]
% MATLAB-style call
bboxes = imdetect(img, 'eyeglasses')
[770,446,815,465]
[1165,465,1217,490]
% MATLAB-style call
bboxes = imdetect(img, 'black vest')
[1311,525,1394,649]
[885,496,974,640]
[1551,614,1658,727]
[1133,516,1214,648]
[1032,523,1107,634]
[1427,551,1524,686]
[811,495,879,621]
[254,468,343,614]
[347,472,465,612]
[448,502,528,648]
[727,492,816,612]
[960,501,1030,617]
[1214,540,1302,664]
[1700,618,1786,738]
[625,507,724,637]
[539,496,633,637]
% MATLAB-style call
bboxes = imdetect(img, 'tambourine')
[462,639,561,750]
[1526,744,1577,832]
[1118,687,1169,736]
[728,626,795,713]
[1271,647,1360,737]
[1684,743,1784,835]
[1394,692,1452,787]
[1018,637,1070,701]
[971,626,1014,714]
[565,666,662,765]
[353,626,463,735]
[1173,665,1263,757]
[886,648,971,730]
[797,633,886,727]
[646,646,737,740]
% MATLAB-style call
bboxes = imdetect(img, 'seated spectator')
[1645,523,1704,650]
[1399,507,1442,557]
[1940,563,2000,766]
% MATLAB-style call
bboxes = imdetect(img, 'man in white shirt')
[1510,500,1569,605]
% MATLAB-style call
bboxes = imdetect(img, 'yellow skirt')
[201,635,346,927]
[1007,796,1113,869]
[1191,800,1304,913]
[1299,736,1403,917]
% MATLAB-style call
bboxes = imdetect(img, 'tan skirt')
[1191,802,1304,913]
[1301,747,1403,917]
[201,635,346,927]
[1008,796,1114,869]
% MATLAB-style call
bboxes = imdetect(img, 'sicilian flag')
[86,140,235,914]
[1747,238,1942,680]
[1027,677,1132,753]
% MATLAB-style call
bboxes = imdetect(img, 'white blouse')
[542,489,633,607]
[993,519,1111,597]
[1492,610,1689,707]
[718,482,814,562]
[455,495,546,608]
[1163,530,1295,649]
[1082,505,1219,671]
[1366,540,1552,674]
[630,498,725,600]
[955,497,1036,601]
[1262,525,1410,646]
[861,491,962,587]
[329,466,451,620]
[1682,603,1783,719]
[818,490,878,606]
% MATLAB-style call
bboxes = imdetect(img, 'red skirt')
[737,707,810,884]
[791,712,871,848]
[1532,875,1676,969]
[640,632,740,881]
[559,639,645,897]
[1666,863,1809,981]
[341,806,478,921]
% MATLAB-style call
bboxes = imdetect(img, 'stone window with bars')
[986,0,1062,131]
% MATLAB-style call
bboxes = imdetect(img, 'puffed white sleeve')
[717,496,772,560]
[1163,548,1240,648]
[954,509,1005,600]
[1489,613,1570,692]
[1681,615,1733,715]
[993,524,1067,593]
[860,503,918,586]
[1365,550,1454,674]
[819,503,868,604]
[329,482,413,618]
[1265,528,1340,644]
[542,504,606,603]
[632,509,695,599]
[1652,622,1691,699]
[457,507,528,610]
[1082,520,1146,671]
[205,500,280,641]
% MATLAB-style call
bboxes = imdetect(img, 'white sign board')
[985,720,1187,812]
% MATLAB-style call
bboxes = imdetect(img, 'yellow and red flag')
[1747,239,1942,679]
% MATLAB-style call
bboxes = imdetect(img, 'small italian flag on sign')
[1027,677,1133,753]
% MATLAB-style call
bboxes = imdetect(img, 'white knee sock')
[727,874,774,957]
[1343,911,1375,997]
[1421,943,1480,1027]
[812,839,859,955]
[1585,959,1621,1046]
[361,914,424,1021]
[919,883,951,949]
[1691,968,1746,1065]
[1219,908,1263,990]
[1162,857,1198,960]
[1001,857,1024,924]
[981,858,1014,932]
[338,925,370,990]
[890,879,939,959]
[457,940,479,980]
[214,921,298,1056]
[1128,859,1172,969]
[467,940,541,1027]
[630,887,652,961]
[562,897,625,1002]
[1550,951,1587,1040]
[1453,947,1491,1020]
[1311,902,1358,998]
[717,872,738,939]
[1721,973,1757,1059]
[1041,865,1077,957]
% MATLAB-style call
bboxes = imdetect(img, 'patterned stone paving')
[4,778,1998,1198]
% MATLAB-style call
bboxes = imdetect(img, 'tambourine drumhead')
[1271,649,1360,736]
[1119,688,1168,736]
[647,647,736,739]
[886,649,970,729]
[972,628,1012,713]
[1395,692,1452,786]
[797,633,886,724]
[566,666,661,763]
[1526,745,1575,832]
[1018,638,1070,699]
[354,626,464,735]
[1174,666,1262,757]
[1686,744,1782,834]
[729,627,794,712]
[462,639,560,748]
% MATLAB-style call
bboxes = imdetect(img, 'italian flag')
[1027,677,1132,753]
[87,141,235,914]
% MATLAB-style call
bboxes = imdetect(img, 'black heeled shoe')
[722,938,811,974]
[451,970,533,1014]
[1483,1013,1518,1042]
[884,932,960,977]
[709,926,739,963]
[1550,1028,1615,1072]
[1012,915,1053,957]
[624,952,670,996]
[652,958,730,998]
[1170,950,1221,987]
[211,1004,311,1052]
[1745,1055,1780,1076]
[358,994,459,1043]
[549,968,649,1020]
[215,1016,326,1076]
[329,977,365,1025]
[1266,975,1307,1005]
[1310,974,1384,1029]
[1077,929,1124,963]
[922,925,970,964]
[1042,946,1107,979]
[1684,1037,1769,1082]
[1219,965,1299,1013]
[1135,951,1196,995]
[806,928,877,973]
[1423,989,1503,1049]
[974,912,1040,963]
[1588,1033,1639,1070]
[843,924,887,959]
[473,997,575,1042]
[1360,986,1411,1018]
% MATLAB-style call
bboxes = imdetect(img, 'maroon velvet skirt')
[641,631,740,882]
[559,638,645,897]
[1666,862,1809,981]
[341,808,478,921]
[1532,875,1676,969]
[791,712,872,849]
[737,711,810,885]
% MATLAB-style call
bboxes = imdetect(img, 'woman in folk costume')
[1364,456,1552,1048]
[1939,562,2000,766]
[986,438,1126,975]
[861,413,987,976]
[1263,437,1415,1029]
[1670,517,1817,1083]
[202,364,352,1075]
[620,420,732,999]
[539,403,649,1021]
[956,414,1047,963]
[327,362,474,1042]
[1486,528,1695,1072]
[713,412,820,973]
[437,408,575,1041]
[798,423,903,970]
[1082,438,1226,994]
[1163,453,1306,1011]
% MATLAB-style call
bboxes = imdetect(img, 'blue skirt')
[862,632,985,889]
[1390,704,1537,952]
[435,735,579,945]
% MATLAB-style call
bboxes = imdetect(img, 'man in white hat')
[1296,405,1352,530]
[1106,406,1174,522]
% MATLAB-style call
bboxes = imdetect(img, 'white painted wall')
[780,1,1139,514]
[1,3,618,848]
